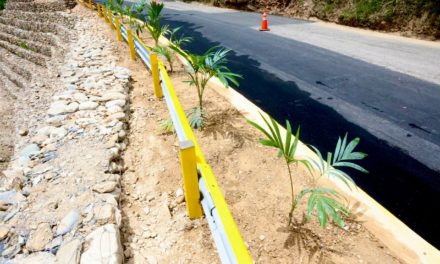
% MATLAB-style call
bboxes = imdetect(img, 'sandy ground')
[73,6,403,263]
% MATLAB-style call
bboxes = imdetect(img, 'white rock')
[48,101,69,116]
[73,93,89,102]
[94,203,115,224]
[107,105,123,114]
[102,92,126,101]
[56,238,82,264]
[16,252,56,264]
[46,116,65,127]
[79,101,99,111]
[106,112,126,122]
[92,181,117,193]
[175,188,184,198]
[50,127,67,141]
[38,126,55,136]
[105,100,126,108]
[65,102,79,113]
[80,224,123,264]
[56,209,81,236]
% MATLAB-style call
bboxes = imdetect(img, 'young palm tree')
[146,1,167,46]
[152,45,174,72]
[174,47,241,128]
[249,114,368,227]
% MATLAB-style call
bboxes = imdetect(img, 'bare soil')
[91,9,404,263]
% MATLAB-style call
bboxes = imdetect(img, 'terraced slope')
[0,0,74,173]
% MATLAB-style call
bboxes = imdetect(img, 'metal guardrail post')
[127,29,136,61]
[115,18,123,41]
[102,7,108,23]
[179,140,203,219]
[150,53,163,98]
[97,4,102,16]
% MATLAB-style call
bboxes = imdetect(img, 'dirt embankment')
[217,0,440,39]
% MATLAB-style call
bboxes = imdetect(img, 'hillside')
[221,0,440,39]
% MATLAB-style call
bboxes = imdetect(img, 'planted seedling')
[249,113,368,228]
[173,47,241,129]
[152,45,174,72]
[145,1,168,46]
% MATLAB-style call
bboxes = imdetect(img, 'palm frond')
[296,187,348,228]
[309,133,368,190]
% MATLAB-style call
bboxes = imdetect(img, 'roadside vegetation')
[105,0,372,247]
[217,0,440,39]
[0,0,6,10]
[249,114,368,228]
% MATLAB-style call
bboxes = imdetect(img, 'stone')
[102,92,126,101]
[48,101,69,116]
[175,188,184,198]
[106,112,126,122]
[73,92,88,102]
[79,101,99,111]
[80,224,123,264]
[45,235,63,252]
[65,102,79,113]
[16,252,56,264]
[56,238,82,264]
[143,207,150,215]
[259,235,265,241]
[146,255,158,264]
[0,190,25,204]
[94,203,115,224]
[107,105,123,114]
[50,127,67,141]
[56,209,80,236]
[0,225,9,240]
[46,116,65,127]
[31,134,50,146]
[38,126,54,136]
[92,181,117,193]
[18,128,29,136]
[26,222,53,252]
[19,144,40,158]
[105,100,126,108]
[0,201,9,211]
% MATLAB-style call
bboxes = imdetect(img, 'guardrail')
[84,1,253,263]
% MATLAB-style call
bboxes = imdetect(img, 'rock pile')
[0,12,130,263]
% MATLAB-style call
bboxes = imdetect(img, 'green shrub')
[0,0,6,10]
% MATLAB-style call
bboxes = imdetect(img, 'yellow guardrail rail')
[86,1,253,263]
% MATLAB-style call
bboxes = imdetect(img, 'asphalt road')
[157,1,440,247]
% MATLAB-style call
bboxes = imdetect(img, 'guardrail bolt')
[150,53,163,98]
[179,140,203,219]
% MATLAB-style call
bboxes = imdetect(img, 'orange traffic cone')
[260,12,270,31]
